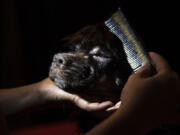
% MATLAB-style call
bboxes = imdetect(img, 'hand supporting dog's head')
[49,24,132,103]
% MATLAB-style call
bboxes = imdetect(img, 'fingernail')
[106,106,117,112]
[106,107,114,111]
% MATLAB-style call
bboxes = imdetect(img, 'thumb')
[136,62,153,78]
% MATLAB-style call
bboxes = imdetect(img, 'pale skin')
[0,52,180,135]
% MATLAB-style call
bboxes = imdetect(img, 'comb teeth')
[105,8,151,72]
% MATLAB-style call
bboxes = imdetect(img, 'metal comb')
[105,8,152,72]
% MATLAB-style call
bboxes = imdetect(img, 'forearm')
[0,82,44,115]
[86,109,150,135]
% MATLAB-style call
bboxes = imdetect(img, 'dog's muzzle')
[49,53,95,90]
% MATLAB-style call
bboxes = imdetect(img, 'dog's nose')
[58,58,63,64]
[57,54,72,66]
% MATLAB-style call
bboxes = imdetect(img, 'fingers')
[70,94,113,111]
[149,52,171,73]
[48,85,114,111]
[106,101,121,112]
[131,52,171,78]
[135,62,153,78]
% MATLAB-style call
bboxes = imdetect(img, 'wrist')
[37,78,57,103]
[34,80,48,104]
[115,106,156,134]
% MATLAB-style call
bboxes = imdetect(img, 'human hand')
[114,52,180,130]
[85,52,180,135]
[38,78,113,111]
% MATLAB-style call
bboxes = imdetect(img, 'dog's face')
[50,45,112,89]
[49,24,132,103]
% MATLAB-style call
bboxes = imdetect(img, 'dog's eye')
[89,47,100,54]
[90,51,111,58]
[89,47,104,57]
[89,47,112,58]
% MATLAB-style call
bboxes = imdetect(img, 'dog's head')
[49,24,132,103]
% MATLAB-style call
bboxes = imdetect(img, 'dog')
[49,23,132,104]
